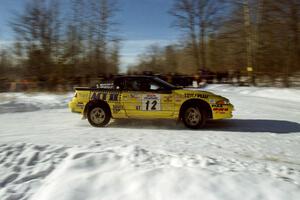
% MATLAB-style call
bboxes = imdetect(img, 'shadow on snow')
[109,119,300,134]
[206,119,300,134]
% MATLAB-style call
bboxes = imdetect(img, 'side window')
[124,79,145,91]
[124,78,167,92]
[147,80,170,92]
[149,82,161,91]
[114,79,124,90]
[132,80,142,91]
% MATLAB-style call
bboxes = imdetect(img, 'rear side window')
[114,78,125,90]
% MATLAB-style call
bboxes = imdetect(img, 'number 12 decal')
[145,100,158,110]
[142,94,161,111]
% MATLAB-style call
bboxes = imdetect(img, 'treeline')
[0,0,299,89]
[0,0,119,88]
[130,0,300,83]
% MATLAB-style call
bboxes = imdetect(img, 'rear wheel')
[183,106,207,129]
[87,105,111,127]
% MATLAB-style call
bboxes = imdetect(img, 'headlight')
[216,99,230,105]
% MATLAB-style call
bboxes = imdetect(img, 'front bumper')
[212,104,234,120]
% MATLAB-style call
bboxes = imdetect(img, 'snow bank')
[205,84,300,103]
[1,85,299,114]
[0,93,73,113]
[1,143,300,200]
[32,145,300,200]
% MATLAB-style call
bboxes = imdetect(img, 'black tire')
[182,105,207,129]
[87,104,111,127]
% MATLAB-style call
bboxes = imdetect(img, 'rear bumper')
[68,99,84,114]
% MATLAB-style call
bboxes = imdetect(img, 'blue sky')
[0,0,180,71]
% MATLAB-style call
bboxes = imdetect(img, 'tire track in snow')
[1,143,300,200]
[0,143,69,200]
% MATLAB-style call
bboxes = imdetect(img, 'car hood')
[174,88,228,100]
[176,88,216,95]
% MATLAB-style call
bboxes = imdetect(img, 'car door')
[122,78,174,119]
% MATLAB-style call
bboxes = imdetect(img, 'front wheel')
[87,105,111,127]
[182,106,207,129]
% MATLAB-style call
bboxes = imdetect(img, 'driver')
[140,81,150,91]
[131,81,140,91]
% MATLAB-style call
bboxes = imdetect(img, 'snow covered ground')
[0,92,73,114]
[0,85,300,200]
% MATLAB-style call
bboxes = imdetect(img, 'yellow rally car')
[69,76,234,129]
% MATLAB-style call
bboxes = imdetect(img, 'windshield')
[153,77,176,89]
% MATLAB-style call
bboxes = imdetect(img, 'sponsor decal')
[213,108,229,112]
[185,94,194,98]
[122,95,128,101]
[78,94,89,99]
[109,93,119,101]
[163,95,172,103]
[175,95,182,103]
[102,93,108,101]
[185,93,208,99]
[212,104,223,108]
[194,94,209,98]
[113,104,123,113]
[144,94,159,100]
[76,102,84,108]
[91,92,107,101]
[130,94,139,99]
[128,93,141,101]
[209,99,216,104]
[91,92,119,102]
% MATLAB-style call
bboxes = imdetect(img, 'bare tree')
[63,0,85,69]
[170,0,226,71]
[252,0,299,85]
[108,38,121,74]
[11,0,61,81]
[87,0,120,75]
[10,0,120,84]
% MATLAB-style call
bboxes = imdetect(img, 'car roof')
[114,75,156,79]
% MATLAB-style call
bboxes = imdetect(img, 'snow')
[206,84,300,103]
[0,143,68,200]
[32,146,300,200]
[0,85,300,200]
[0,92,73,114]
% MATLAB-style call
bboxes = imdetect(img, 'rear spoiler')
[74,83,115,91]
[74,87,94,91]
[74,87,117,91]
